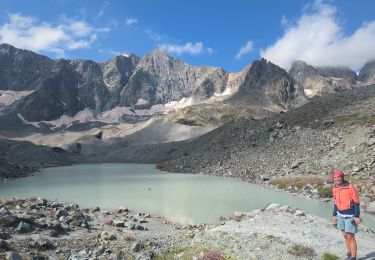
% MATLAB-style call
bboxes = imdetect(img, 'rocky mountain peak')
[289,60,357,97]
[228,58,303,109]
[359,60,375,84]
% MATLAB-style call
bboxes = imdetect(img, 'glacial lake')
[1,163,375,227]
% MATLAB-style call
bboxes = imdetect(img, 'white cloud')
[261,0,375,69]
[235,40,254,60]
[126,18,138,26]
[0,13,109,57]
[158,42,207,55]
[68,21,92,36]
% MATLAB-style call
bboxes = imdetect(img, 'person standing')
[331,169,362,260]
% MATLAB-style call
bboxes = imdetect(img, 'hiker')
[331,169,361,260]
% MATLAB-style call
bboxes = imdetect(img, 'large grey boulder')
[365,201,375,214]
[0,207,16,227]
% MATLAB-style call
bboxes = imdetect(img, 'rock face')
[0,44,56,91]
[289,61,357,98]
[3,43,374,124]
[120,49,228,107]
[359,60,375,84]
[229,58,306,109]
[0,44,305,123]
[0,45,231,121]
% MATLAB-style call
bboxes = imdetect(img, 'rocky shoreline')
[1,198,375,259]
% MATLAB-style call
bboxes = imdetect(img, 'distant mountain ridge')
[1,43,375,123]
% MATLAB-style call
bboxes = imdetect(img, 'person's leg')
[342,231,351,255]
[338,215,350,255]
[346,233,357,258]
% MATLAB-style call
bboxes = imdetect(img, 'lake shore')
[1,197,375,259]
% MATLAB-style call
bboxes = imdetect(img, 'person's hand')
[353,217,362,224]
[332,216,337,224]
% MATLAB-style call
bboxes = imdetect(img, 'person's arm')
[332,187,337,223]
[350,184,360,217]
[350,184,362,224]
[333,204,338,216]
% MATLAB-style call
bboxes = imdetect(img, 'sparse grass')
[155,244,235,260]
[322,252,339,260]
[316,183,333,198]
[287,244,316,258]
[270,177,324,191]
[156,162,172,170]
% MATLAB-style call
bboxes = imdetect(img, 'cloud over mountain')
[261,0,375,70]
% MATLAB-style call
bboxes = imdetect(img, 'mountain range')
[2,43,374,131]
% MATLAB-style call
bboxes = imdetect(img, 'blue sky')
[0,0,374,72]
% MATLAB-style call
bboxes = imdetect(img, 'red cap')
[332,169,345,177]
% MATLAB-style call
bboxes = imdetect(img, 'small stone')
[294,210,306,216]
[5,252,23,260]
[368,137,375,146]
[322,119,334,126]
[129,223,136,230]
[139,218,147,224]
[0,239,9,250]
[131,241,142,253]
[291,160,302,169]
[136,225,145,231]
[16,221,32,233]
[0,230,11,240]
[113,220,125,227]
[352,166,363,172]
[33,238,55,250]
[100,231,116,240]
[265,203,281,211]
[37,198,47,206]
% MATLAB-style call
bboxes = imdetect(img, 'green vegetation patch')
[322,252,339,260]
[155,244,235,260]
[316,183,333,198]
[270,177,324,191]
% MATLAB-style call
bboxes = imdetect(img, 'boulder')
[100,231,116,240]
[131,241,143,253]
[291,160,302,169]
[113,220,125,227]
[16,221,32,233]
[55,209,69,218]
[0,207,16,227]
[265,203,281,211]
[95,131,103,139]
[368,137,375,146]
[0,230,10,240]
[33,238,55,251]
[365,201,375,214]
[37,198,47,206]
[68,212,89,228]
[293,210,306,217]
[5,252,23,260]
[0,239,9,250]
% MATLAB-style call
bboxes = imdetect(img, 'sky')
[0,0,374,72]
